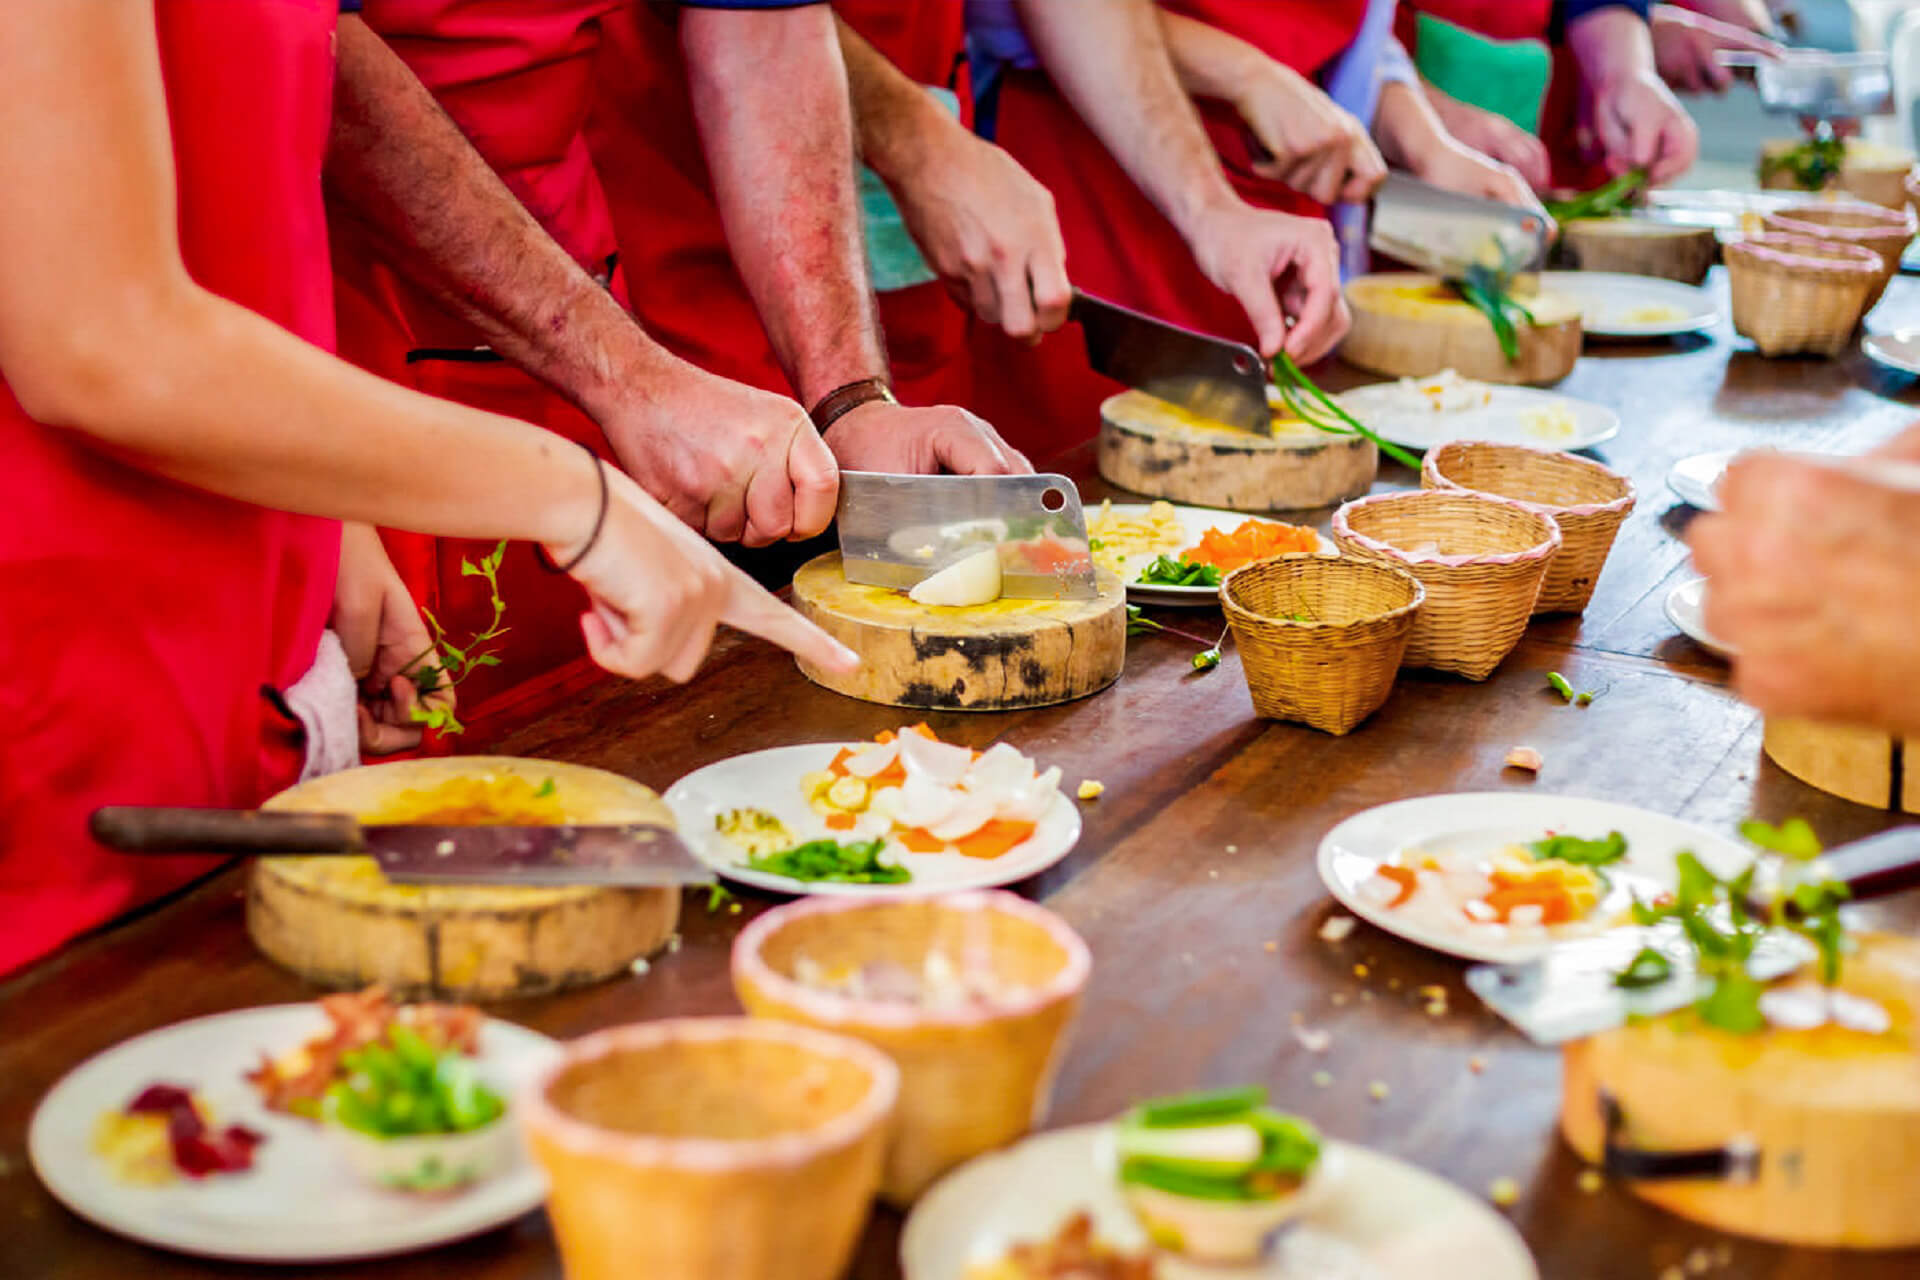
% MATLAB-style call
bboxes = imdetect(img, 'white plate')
[1864,329,1920,378]
[1665,577,1734,659]
[1315,792,1753,964]
[1092,503,1333,607]
[665,743,1082,896]
[1665,449,1735,512]
[902,1124,1537,1280]
[1334,384,1619,453]
[29,1005,559,1264]
[1539,271,1719,337]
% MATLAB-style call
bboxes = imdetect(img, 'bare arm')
[1567,6,1699,182]
[0,0,852,682]
[1373,81,1545,214]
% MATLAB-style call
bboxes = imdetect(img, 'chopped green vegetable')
[1544,168,1648,223]
[322,1034,504,1139]
[1456,263,1538,364]
[1529,830,1628,868]
[1271,351,1424,470]
[1134,1086,1267,1128]
[1547,672,1576,702]
[705,881,738,913]
[1614,946,1674,990]
[1188,624,1231,675]
[744,838,910,885]
[1760,135,1844,192]
[1738,817,1822,861]
[533,777,556,799]
[1575,691,1595,707]
[1138,555,1221,588]
[1117,1086,1320,1202]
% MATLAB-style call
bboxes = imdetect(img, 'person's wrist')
[535,442,610,572]
[870,88,965,189]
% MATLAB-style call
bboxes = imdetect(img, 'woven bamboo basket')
[522,1018,897,1280]
[732,892,1089,1207]
[1331,490,1560,680]
[1420,441,1636,615]
[1725,234,1880,357]
[1220,555,1423,734]
[1761,202,1916,311]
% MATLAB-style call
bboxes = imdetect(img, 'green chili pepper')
[1547,672,1576,702]
[1133,1086,1267,1127]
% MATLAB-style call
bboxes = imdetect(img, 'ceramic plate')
[665,743,1081,896]
[1665,577,1734,659]
[29,1005,558,1264]
[1540,271,1719,337]
[1665,449,1735,512]
[1864,329,1920,378]
[1316,792,1753,964]
[1089,502,1333,607]
[902,1124,1537,1280]
[1333,384,1619,453]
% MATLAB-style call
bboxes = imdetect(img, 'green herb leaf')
[1528,830,1628,867]
[1544,168,1648,223]
[1614,946,1674,990]
[1138,555,1221,588]
[745,838,911,885]
[1738,817,1823,861]
[1696,969,1767,1034]
[1271,352,1425,470]
[534,777,556,799]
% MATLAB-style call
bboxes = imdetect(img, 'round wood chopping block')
[1760,138,1915,209]
[791,552,1125,712]
[248,757,679,1000]
[1559,218,1717,285]
[1762,717,1920,814]
[1097,388,1377,512]
[1342,273,1582,386]
[1560,933,1920,1248]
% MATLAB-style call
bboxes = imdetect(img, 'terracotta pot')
[732,891,1090,1206]
[521,1018,897,1280]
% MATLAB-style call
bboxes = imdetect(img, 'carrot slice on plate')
[1373,864,1418,908]
[896,827,947,854]
[952,819,1037,860]
[824,811,858,832]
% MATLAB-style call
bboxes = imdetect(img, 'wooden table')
[7,271,1920,1280]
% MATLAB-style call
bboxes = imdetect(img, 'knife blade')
[1069,289,1271,436]
[834,470,1099,600]
[1370,172,1551,283]
[90,805,714,889]
[1719,49,1894,119]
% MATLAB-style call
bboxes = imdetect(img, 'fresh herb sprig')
[1456,263,1538,364]
[404,541,511,736]
[1271,352,1423,470]
[1529,830,1628,868]
[1760,134,1845,192]
[745,838,910,885]
[1138,555,1221,588]
[1544,168,1648,224]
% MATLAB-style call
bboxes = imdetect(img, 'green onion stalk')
[1270,352,1423,470]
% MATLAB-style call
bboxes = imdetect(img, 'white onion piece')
[899,732,974,785]
[893,774,960,831]
[998,768,1063,823]
[929,793,998,841]
[1828,991,1892,1035]
[965,743,1037,794]
[908,547,1002,607]
[841,739,901,778]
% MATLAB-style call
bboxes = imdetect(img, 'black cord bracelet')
[535,442,609,575]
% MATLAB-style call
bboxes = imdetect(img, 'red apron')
[970,0,1367,462]
[585,0,975,410]
[0,0,342,975]
[333,1,625,719]
[1396,0,1600,191]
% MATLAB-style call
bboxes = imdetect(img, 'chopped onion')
[908,547,1002,607]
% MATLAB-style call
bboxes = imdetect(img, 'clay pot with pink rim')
[731,890,1091,1206]
[519,1018,897,1280]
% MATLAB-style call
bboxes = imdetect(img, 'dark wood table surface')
[7,271,1920,1280]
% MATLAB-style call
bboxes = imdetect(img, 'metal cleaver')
[1370,172,1551,282]
[91,805,714,889]
[834,470,1099,600]
[1069,288,1272,436]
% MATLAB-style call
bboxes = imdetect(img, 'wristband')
[535,442,610,575]
[809,376,896,432]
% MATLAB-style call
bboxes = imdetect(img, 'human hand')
[600,358,839,549]
[1668,0,1776,33]
[889,126,1072,342]
[331,522,450,755]
[1870,422,1920,464]
[823,400,1033,475]
[1183,200,1348,362]
[1419,139,1552,222]
[1652,5,1784,95]
[1425,90,1552,191]
[550,466,860,684]
[1580,67,1700,184]
[1688,452,1920,735]
[1233,59,1385,206]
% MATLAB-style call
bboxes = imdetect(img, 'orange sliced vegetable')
[824,812,858,832]
[1481,881,1579,926]
[952,819,1036,860]
[896,827,948,854]
[1182,519,1318,574]
[828,748,856,778]
[1374,865,1419,909]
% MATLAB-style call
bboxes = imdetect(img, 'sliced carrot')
[905,723,939,741]
[1482,883,1578,926]
[828,747,856,778]
[1182,519,1317,573]
[824,811,858,831]
[875,730,897,745]
[896,827,948,854]
[952,819,1037,860]
[1374,865,1419,909]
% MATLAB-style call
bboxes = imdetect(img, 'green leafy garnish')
[1760,134,1845,192]
[1738,817,1822,861]
[1544,168,1649,223]
[1138,555,1221,588]
[1614,946,1673,990]
[1456,263,1538,364]
[1271,351,1423,470]
[1529,830,1628,868]
[404,541,511,737]
[745,838,910,885]
[322,1026,505,1139]
[533,777,556,799]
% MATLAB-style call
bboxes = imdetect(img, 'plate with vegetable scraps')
[1535,271,1718,338]
[1316,792,1754,964]
[29,991,559,1263]
[1086,500,1333,607]
[665,726,1082,896]
[1333,373,1619,454]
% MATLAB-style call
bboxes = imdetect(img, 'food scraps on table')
[963,1211,1158,1280]
[792,948,1034,1009]
[1366,832,1629,934]
[247,986,482,1118]
[1114,1086,1324,1265]
[1505,746,1544,773]
[93,1084,263,1185]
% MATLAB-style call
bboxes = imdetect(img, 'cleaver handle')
[91,807,364,856]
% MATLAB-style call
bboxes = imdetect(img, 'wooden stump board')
[1763,716,1919,814]
[1559,218,1717,285]
[1098,389,1377,512]
[1342,273,1583,386]
[1560,933,1920,1248]
[247,757,679,1000]
[1760,138,1915,210]
[791,553,1125,712]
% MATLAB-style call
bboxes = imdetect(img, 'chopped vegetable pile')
[744,838,910,884]
[323,1025,505,1139]
[1544,168,1648,223]
[1136,555,1221,588]
[1760,136,1845,192]
[1181,521,1318,575]
[1115,1086,1320,1202]
[93,1084,263,1184]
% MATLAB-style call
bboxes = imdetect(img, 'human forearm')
[683,6,885,405]
[1568,5,1659,80]
[1371,81,1450,174]
[1156,7,1271,105]
[836,16,955,185]
[325,16,681,427]
[1015,0,1236,240]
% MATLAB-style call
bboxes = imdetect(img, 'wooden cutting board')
[1098,389,1376,512]
[248,757,679,1000]
[1759,137,1915,209]
[1762,717,1920,814]
[1559,219,1717,285]
[791,553,1125,711]
[1342,273,1582,386]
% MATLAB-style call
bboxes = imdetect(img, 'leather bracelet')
[808,376,896,432]
[534,442,610,575]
